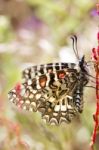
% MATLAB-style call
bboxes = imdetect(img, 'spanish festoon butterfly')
[8,36,90,125]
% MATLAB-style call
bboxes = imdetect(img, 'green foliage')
[0,16,13,43]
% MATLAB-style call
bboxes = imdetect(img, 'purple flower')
[91,9,99,16]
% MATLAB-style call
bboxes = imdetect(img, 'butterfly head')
[78,55,89,85]
[79,55,88,72]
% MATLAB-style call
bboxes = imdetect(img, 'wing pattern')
[8,62,83,125]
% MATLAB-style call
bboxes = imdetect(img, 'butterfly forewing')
[22,63,76,82]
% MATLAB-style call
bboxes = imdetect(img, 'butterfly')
[8,36,89,125]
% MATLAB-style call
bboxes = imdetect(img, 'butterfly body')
[8,58,89,125]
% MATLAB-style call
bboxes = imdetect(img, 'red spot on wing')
[57,71,65,79]
[15,83,21,96]
[39,75,47,88]
[14,83,23,109]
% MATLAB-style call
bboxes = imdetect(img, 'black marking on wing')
[8,62,83,125]
[22,62,76,81]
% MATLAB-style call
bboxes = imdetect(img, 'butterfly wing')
[8,63,79,124]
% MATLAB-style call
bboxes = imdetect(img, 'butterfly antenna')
[71,35,80,61]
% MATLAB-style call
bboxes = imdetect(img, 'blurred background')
[0,0,99,150]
